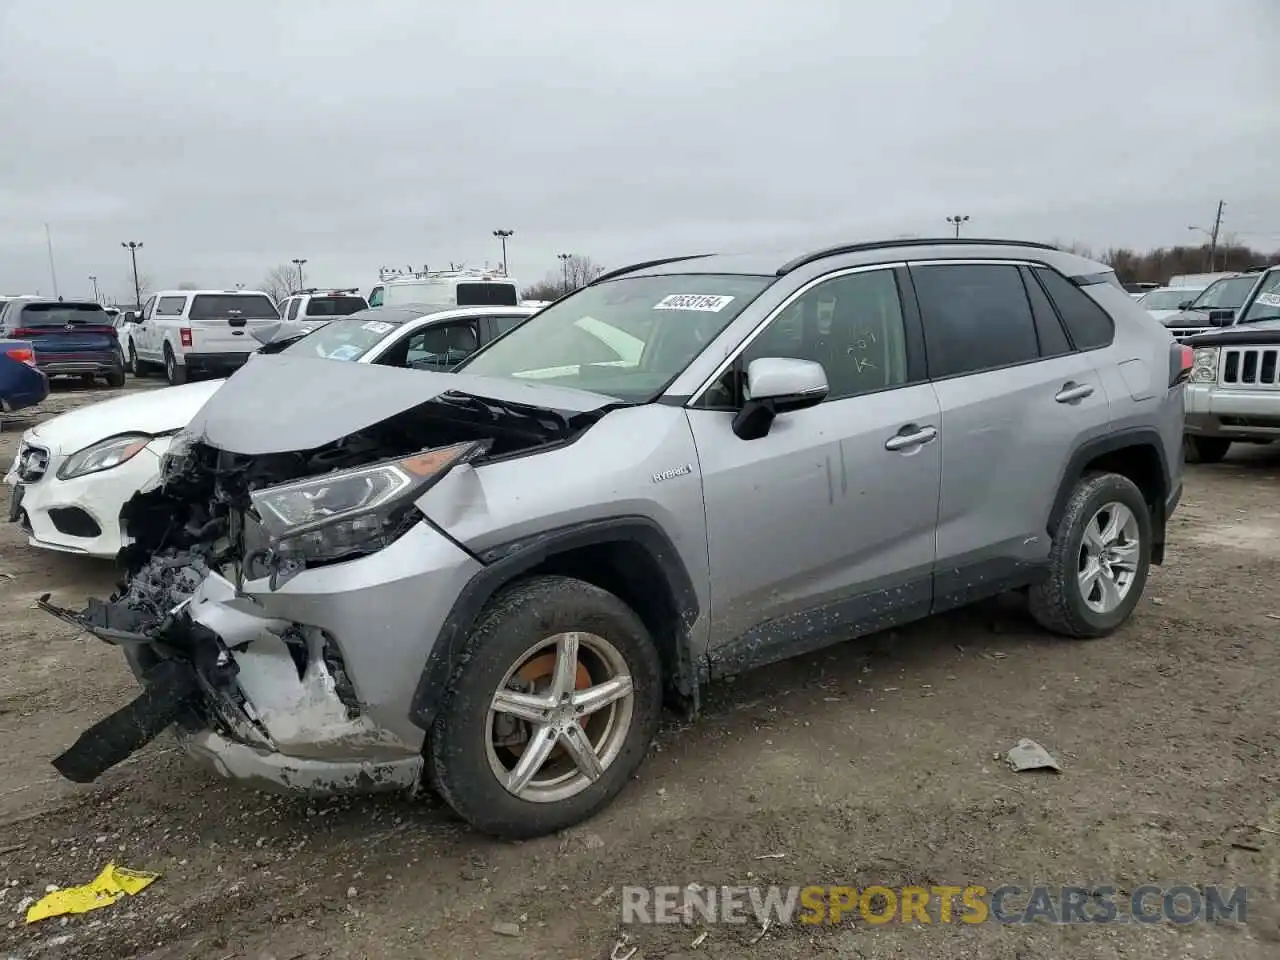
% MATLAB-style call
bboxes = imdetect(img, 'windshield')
[1140,289,1198,310]
[14,303,110,327]
[458,274,773,401]
[281,314,402,361]
[189,294,279,320]
[1189,276,1255,311]
[1241,271,1280,324]
[305,296,367,317]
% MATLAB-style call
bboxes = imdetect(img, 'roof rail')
[288,288,320,296]
[776,237,1061,276]
[589,254,714,285]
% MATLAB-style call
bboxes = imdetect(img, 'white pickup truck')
[123,289,280,385]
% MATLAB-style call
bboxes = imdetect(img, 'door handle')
[1055,382,1095,404]
[885,425,938,451]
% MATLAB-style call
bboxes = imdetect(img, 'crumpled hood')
[250,320,320,346]
[30,380,224,454]
[184,354,620,455]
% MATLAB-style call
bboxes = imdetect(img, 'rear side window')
[491,315,527,335]
[1018,267,1072,357]
[910,264,1039,377]
[156,296,187,316]
[287,299,300,321]
[189,294,279,320]
[456,282,519,307]
[14,303,110,328]
[1034,268,1116,350]
[305,296,367,317]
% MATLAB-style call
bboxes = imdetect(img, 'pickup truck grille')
[1221,347,1280,389]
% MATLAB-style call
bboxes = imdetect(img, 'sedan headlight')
[57,434,152,480]
[250,440,488,565]
[1191,347,1219,383]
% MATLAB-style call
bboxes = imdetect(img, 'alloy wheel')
[485,631,635,804]
[1077,501,1141,614]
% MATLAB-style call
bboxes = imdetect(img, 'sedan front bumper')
[4,439,168,557]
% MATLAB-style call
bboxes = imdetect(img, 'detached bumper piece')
[53,659,201,783]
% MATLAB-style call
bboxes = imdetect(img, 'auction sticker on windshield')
[325,344,364,361]
[1256,292,1280,308]
[361,320,394,334]
[653,294,736,312]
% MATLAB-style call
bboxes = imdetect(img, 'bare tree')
[120,272,155,307]
[261,263,298,303]
[522,255,607,300]
[564,255,606,289]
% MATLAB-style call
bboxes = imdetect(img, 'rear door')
[908,260,1111,609]
[7,303,118,361]
[186,293,279,354]
[152,295,188,355]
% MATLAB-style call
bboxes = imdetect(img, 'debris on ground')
[1005,738,1061,773]
[24,863,159,923]
[492,920,521,937]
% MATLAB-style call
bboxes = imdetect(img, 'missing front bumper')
[53,659,202,783]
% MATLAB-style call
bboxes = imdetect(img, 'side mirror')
[1208,309,1235,326]
[1178,300,1193,310]
[731,357,828,441]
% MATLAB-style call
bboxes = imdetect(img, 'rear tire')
[428,575,662,839]
[1183,435,1230,464]
[105,367,126,388]
[164,346,187,386]
[1029,473,1152,639]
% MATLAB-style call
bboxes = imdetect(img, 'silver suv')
[43,238,1186,838]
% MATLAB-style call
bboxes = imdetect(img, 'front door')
[685,266,942,677]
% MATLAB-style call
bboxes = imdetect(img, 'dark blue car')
[0,299,126,387]
[0,339,50,422]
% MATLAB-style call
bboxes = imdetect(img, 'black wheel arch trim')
[408,515,701,732]
[1047,427,1172,562]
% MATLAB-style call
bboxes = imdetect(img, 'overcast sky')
[1,0,1276,302]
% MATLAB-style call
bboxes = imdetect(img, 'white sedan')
[4,304,535,558]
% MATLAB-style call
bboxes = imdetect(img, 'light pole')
[89,275,99,303]
[558,253,572,294]
[291,258,308,292]
[946,214,970,238]
[492,230,514,276]
[121,241,144,308]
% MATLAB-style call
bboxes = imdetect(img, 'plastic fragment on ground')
[24,864,160,923]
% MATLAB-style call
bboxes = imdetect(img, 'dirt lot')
[1,381,1278,959]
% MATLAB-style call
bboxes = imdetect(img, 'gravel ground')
[1,379,1278,959]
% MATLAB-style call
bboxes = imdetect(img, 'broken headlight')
[57,434,152,480]
[249,440,487,564]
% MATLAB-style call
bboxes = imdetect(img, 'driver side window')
[401,320,480,370]
[697,269,911,408]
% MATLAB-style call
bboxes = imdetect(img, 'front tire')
[1028,473,1152,639]
[128,341,148,377]
[1183,435,1231,464]
[428,575,662,839]
[164,346,187,386]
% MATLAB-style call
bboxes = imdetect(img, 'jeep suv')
[41,239,1186,838]
[1181,264,1280,462]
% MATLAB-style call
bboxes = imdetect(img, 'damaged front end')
[41,364,605,793]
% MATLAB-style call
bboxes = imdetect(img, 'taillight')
[1170,343,1194,386]
[10,328,41,338]
[4,347,36,366]
[179,328,193,348]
